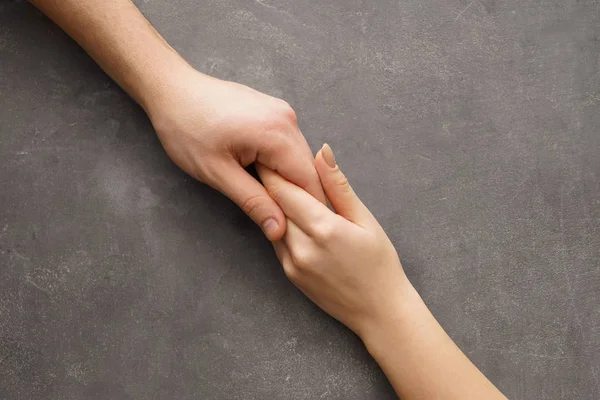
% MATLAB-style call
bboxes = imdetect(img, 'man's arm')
[30,0,182,113]
[30,0,326,239]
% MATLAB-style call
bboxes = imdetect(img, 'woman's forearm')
[362,284,506,400]
[29,0,191,112]
[260,145,507,399]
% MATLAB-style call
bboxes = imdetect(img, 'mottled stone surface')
[1,0,599,399]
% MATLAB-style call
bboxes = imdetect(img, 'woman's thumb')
[315,144,373,225]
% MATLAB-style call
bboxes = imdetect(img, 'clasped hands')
[147,70,409,339]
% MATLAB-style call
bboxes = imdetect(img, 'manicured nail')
[322,143,336,168]
[262,218,279,237]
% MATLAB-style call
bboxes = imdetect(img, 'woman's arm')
[258,145,506,399]
[363,286,504,399]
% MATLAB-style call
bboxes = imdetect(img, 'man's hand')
[30,0,325,240]
[146,67,324,240]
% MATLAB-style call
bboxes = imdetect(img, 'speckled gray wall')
[1,0,599,399]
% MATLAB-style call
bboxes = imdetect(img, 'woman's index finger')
[257,163,331,235]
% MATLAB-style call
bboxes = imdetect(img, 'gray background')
[1,0,599,398]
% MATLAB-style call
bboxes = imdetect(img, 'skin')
[29,0,326,240]
[258,144,508,400]
[30,1,507,397]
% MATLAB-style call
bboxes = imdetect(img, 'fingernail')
[322,143,336,168]
[262,218,279,237]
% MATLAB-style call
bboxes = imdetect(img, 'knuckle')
[281,104,298,125]
[290,245,316,270]
[312,220,337,242]
[239,194,264,217]
[264,183,281,203]
[264,102,298,131]
[283,264,300,282]
[334,173,352,193]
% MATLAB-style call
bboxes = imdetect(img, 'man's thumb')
[315,144,373,225]
[214,161,286,241]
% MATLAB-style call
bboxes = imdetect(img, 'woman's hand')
[259,145,507,400]
[257,144,411,338]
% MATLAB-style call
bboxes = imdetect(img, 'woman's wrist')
[359,282,433,361]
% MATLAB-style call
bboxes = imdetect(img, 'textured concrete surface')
[1,0,599,398]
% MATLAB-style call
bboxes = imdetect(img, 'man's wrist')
[135,50,193,116]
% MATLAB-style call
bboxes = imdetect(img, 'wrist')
[136,53,195,117]
[360,283,433,360]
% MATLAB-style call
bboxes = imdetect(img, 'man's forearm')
[28,0,325,241]
[30,0,190,112]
